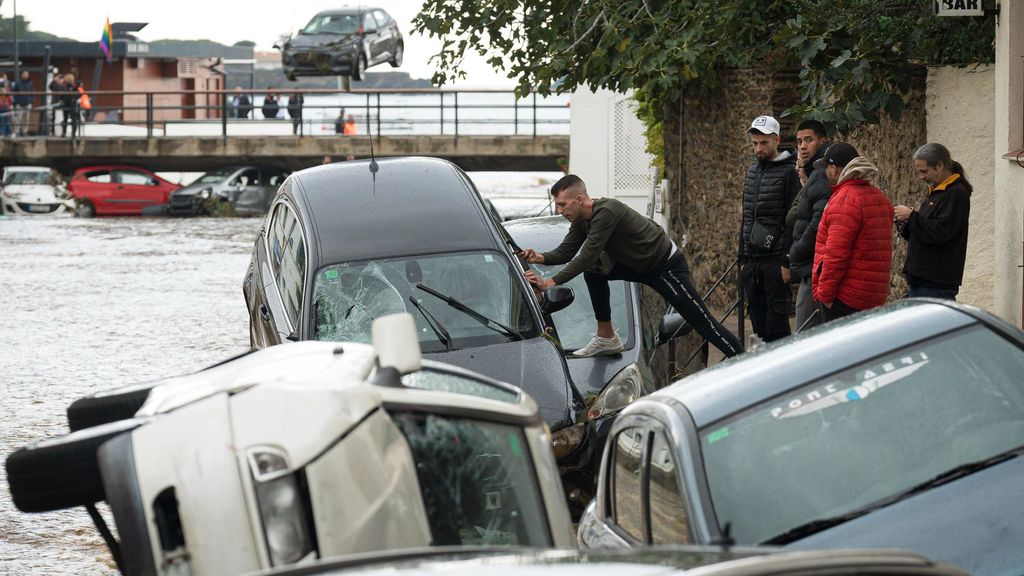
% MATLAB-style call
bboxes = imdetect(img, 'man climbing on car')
[520,174,742,358]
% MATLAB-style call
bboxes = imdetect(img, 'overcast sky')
[7,0,515,87]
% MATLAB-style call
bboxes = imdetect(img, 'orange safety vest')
[77,86,92,110]
[343,120,357,135]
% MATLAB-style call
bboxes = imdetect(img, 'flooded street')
[0,216,257,575]
[0,172,556,574]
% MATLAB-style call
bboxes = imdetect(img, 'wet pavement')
[0,215,257,575]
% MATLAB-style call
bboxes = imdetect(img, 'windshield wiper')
[415,283,524,341]
[408,295,453,352]
[764,444,1024,545]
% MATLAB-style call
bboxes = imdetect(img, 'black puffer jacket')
[740,149,800,261]
[788,150,832,280]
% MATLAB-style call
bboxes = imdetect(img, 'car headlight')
[198,188,212,200]
[4,191,21,200]
[587,363,641,421]
[551,422,586,460]
[248,448,315,566]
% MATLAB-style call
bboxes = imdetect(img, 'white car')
[6,314,574,576]
[1,166,74,215]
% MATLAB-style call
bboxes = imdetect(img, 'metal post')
[737,264,746,350]
[364,93,370,136]
[514,95,519,136]
[13,0,19,80]
[221,88,228,138]
[439,93,444,135]
[376,93,381,137]
[42,45,50,136]
[454,92,458,138]
[532,92,537,138]
[146,93,153,138]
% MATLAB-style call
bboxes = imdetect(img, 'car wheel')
[390,42,404,68]
[5,419,145,512]
[353,52,368,82]
[66,386,155,432]
[75,199,95,218]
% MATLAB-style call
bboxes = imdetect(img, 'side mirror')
[657,313,691,346]
[541,285,574,314]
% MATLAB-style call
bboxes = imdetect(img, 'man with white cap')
[740,115,800,342]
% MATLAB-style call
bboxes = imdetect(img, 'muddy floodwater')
[0,216,257,575]
[0,172,557,574]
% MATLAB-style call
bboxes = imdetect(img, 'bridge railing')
[5,88,571,139]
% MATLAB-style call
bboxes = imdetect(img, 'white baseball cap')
[747,115,781,136]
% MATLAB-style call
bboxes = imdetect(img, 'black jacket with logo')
[900,177,972,288]
[740,149,800,263]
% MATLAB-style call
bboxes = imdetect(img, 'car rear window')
[700,325,1024,543]
[392,413,551,547]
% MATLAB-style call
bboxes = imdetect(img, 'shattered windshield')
[300,13,359,35]
[701,326,1024,543]
[312,251,539,351]
[530,263,631,352]
[393,413,551,546]
[3,170,53,186]
[402,369,519,404]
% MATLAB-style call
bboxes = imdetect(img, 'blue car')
[579,299,1024,576]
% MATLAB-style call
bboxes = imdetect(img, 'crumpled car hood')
[426,337,578,430]
[288,34,356,49]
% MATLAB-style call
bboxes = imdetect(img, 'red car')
[68,165,180,217]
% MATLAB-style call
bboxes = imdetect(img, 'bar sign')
[935,0,984,16]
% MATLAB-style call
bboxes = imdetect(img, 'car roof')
[289,157,505,265]
[651,300,986,429]
[503,215,567,251]
[73,165,154,173]
[315,6,380,16]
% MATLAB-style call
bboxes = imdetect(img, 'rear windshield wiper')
[408,295,453,352]
[764,444,1024,545]
[416,283,523,341]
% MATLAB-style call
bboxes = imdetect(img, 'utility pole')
[13,0,20,79]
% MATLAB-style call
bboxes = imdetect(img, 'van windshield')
[312,251,541,351]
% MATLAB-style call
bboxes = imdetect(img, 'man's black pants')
[584,251,742,357]
[741,257,792,342]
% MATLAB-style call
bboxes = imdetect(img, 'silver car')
[168,166,289,216]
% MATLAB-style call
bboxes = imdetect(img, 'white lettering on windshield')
[769,352,930,419]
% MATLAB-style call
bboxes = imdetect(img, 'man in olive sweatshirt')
[521,174,742,358]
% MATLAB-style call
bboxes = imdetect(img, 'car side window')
[363,12,378,33]
[648,430,692,544]
[268,204,306,327]
[374,10,390,26]
[115,170,157,186]
[265,170,287,187]
[237,169,260,187]
[611,426,647,542]
[86,171,111,183]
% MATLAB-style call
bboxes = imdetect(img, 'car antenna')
[711,521,735,550]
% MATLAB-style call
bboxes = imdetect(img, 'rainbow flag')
[99,18,112,62]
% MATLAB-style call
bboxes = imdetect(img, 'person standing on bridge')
[520,174,742,358]
[287,92,304,135]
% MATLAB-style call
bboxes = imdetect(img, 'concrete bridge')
[0,134,570,173]
[0,88,571,173]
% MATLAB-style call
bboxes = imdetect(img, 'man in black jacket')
[740,115,800,342]
[787,120,830,330]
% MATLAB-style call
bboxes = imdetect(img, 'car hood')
[289,34,357,48]
[787,454,1024,575]
[3,185,62,198]
[426,337,578,430]
[565,352,638,401]
[172,181,222,197]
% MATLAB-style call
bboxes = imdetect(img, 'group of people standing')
[229,87,305,134]
[0,70,87,138]
[518,113,971,360]
[742,114,972,343]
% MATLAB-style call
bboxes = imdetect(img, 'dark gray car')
[168,166,290,216]
[280,6,403,81]
[579,299,1024,576]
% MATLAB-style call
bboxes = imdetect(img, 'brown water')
[0,215,257,575]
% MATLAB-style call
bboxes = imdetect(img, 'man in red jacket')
[812,143,894,323]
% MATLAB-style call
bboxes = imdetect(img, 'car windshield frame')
[698,324,1024,544]
[300,12,360,35]
[311,250,542,351]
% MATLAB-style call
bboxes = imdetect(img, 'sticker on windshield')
[707,426,730,444]
[325,269,340,281]
[770,352,929,419]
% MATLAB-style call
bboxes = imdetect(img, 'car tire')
[75,199,95,218]
[353,52,367,82]
[67,386,154,432]
[390,42,404,68]
[5,419,144,512]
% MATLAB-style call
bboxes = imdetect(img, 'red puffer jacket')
[812,162,894,311]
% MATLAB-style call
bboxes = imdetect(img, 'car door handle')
[259,304,271,322]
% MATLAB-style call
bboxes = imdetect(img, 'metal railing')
[0,88,571,140]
